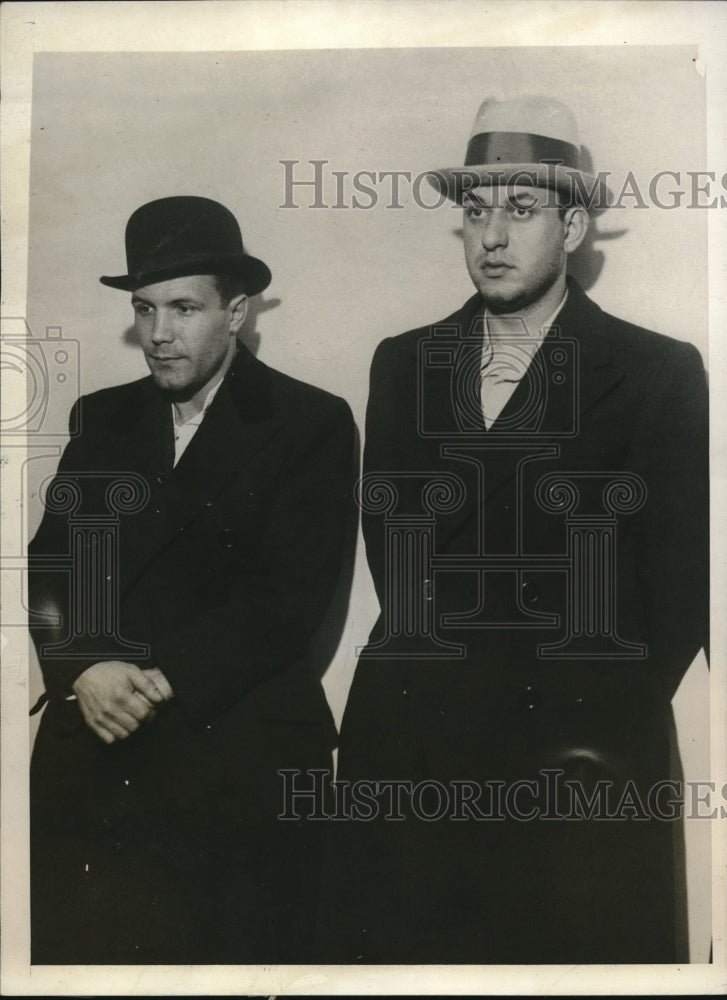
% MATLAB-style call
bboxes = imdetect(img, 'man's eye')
[133,304,152,316]
[175,305,195,316]
[465,205,484,218]
[509,203,534,218]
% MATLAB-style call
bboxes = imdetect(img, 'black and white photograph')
[1,1,725,995]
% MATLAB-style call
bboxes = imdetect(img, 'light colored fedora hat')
[427,95,610,212]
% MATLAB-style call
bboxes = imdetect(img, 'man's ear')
[563,205,589,255]
[228,293,249,334]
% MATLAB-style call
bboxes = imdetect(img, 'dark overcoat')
[334,278,709,964]
[29,342,355,964]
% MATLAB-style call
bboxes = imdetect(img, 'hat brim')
[100,253,272,295]
[427,163,611,215]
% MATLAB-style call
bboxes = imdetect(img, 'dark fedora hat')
[100,196,272,294]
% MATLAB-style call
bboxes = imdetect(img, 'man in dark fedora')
[335,96,708,963]
[28,195,355,964]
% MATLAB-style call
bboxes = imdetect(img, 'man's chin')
[478,286,527,315]
[149,373,197,401]
[476,280,552,317]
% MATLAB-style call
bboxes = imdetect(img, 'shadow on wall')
[568,223,628,291]
[121,293,282,357]
[239,294,282,356]
[569,145,628,290]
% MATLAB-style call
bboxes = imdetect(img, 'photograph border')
[2,2,726,995]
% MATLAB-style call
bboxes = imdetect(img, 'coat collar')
[491,275,621,438]
[419,277,619,444]
[163,345,283,523]
[427,278,626,549]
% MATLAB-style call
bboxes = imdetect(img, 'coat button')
[520,684,542,710]
[521,578,540,604]
[220,529,236,548]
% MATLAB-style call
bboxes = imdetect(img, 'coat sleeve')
[361,336,408,609]
[623,339,709,700]
[28,396,135,699]
[150,396,356,725]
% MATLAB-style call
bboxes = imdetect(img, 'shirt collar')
[482,287,569,363]
[172,376,225,430]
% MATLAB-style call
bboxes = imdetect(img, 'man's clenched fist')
[72,661,173,744]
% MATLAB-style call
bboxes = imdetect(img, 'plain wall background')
[22,45,711,959]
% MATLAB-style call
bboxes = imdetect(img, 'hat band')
[126,250,246,280]
[464,131,580,170]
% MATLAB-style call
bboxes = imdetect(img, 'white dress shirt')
[480,290,568,430]
[172,378,224,466]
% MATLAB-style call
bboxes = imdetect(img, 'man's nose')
[150,311,174,344]
[481,210,508,251]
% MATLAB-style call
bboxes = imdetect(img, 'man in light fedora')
[28,195,355,963]
[335,96,708,963]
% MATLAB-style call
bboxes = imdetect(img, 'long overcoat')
[29,342,355,964]
[335,278,709,964]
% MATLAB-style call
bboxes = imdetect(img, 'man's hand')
[72,661,173,744]
[143,666,174,702]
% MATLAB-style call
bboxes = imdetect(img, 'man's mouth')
[481,260,513,273]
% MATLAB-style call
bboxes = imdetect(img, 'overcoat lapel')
[433,279,626,552]
[394,295,485,545]
[419,293,486,442]
[164,356,283,531]
[486,278,625,443]
[110,345,283,595]
[105,380,171,596]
